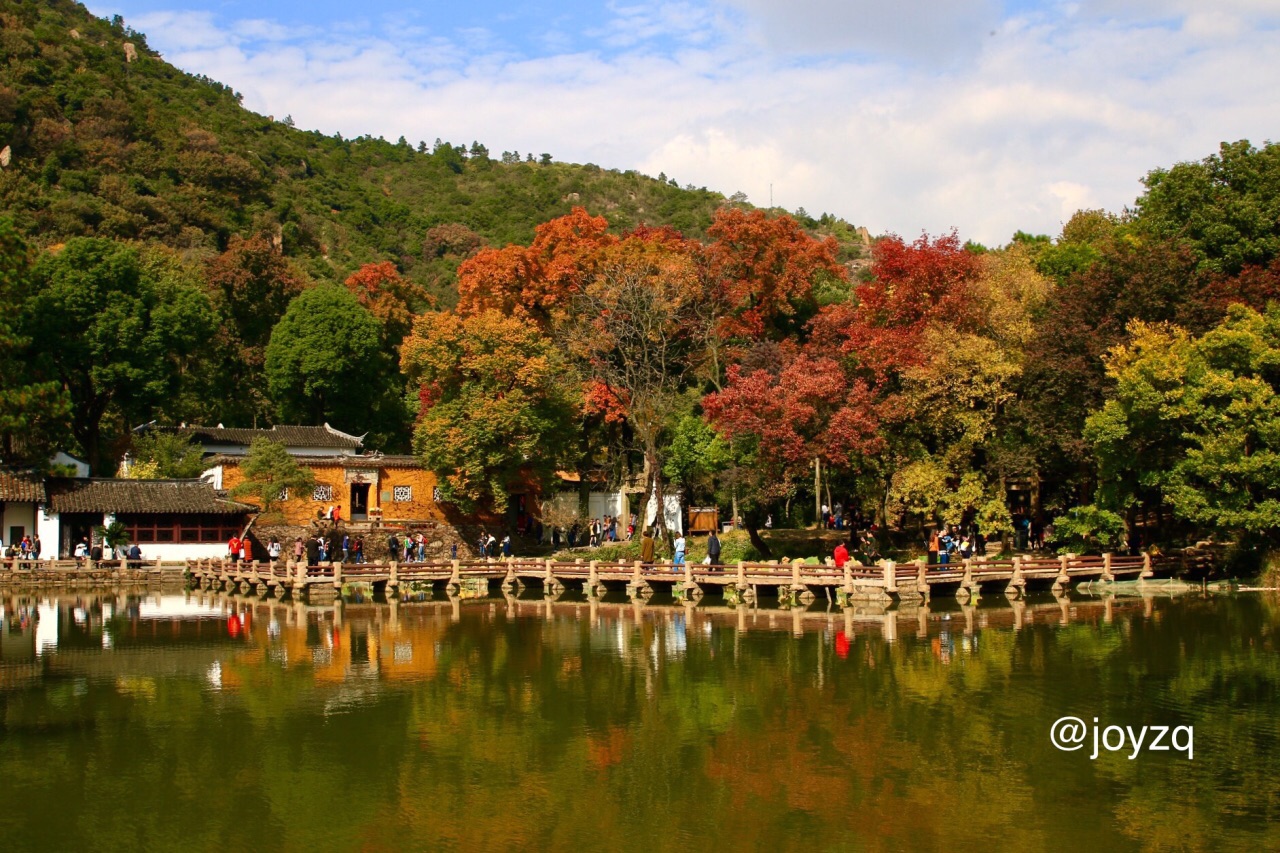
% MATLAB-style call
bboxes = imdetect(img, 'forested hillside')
[0,0,816,303]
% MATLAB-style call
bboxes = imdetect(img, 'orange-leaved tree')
[456,207,616,327]
[343,261,430,349]
[400,310,579,511]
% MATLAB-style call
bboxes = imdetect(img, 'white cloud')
[718,0,1003,64]
[117,3,1280,245]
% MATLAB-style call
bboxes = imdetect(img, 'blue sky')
[86,0,1280,244]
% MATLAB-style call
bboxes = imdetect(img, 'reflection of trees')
[0,596,1279,849]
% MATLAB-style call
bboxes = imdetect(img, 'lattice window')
[432,486,442,503]
[393,485,413,502]
[118,514,243,544]
[312,485,333,502]
[278,488,289,501]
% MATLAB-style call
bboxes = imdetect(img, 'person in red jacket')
[833,541,849,570]
[228,535,241,564]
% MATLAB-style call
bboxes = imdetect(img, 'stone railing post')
[1141,552,1153,578]
[882,560,897,594]
[1102,552,1114,582]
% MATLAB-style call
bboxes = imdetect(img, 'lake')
[1,587,1277,851]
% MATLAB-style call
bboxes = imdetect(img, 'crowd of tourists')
[548,514,638,549]
[3,534,42,561]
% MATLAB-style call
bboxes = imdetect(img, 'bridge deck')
[173,550,1206,601]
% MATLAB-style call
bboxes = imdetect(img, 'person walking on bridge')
[706,530,722,569]
[640,528,656,569]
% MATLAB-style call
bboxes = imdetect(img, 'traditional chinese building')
[0,471,46,550]
[43,478,255,560]
[176,424,448,527]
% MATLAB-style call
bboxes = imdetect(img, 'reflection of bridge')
[205,585,1178,646]
[184,551,1205,604]
[0,587,1186,695]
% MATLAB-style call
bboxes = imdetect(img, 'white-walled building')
[44,478,255,560]
[0,472,46,552]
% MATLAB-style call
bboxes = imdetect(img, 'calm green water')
[1,588,1278,852]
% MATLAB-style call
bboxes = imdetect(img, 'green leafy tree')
[95,520,130,553]
[663,412,733,502]
[265,284,405,446]
[1135,140,1280,275]
[1086,305,1280,541]
[22,237,218,472]
[230,437,317,519]
[0,218,70,466]
[1049,504,1125,554]
[126,430,206,479]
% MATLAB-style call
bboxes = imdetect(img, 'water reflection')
[1,587,1277,851]
[0,588,1194,691]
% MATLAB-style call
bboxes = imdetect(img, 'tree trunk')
[646,449,672,548]
[577,430,593,520]
[813,457,821,528]
[742,508,773,559]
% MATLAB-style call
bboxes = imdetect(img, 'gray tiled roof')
[151,423,365,450]
[206,453,423,469]
[0,472,46,503]
[48,479,256,515]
